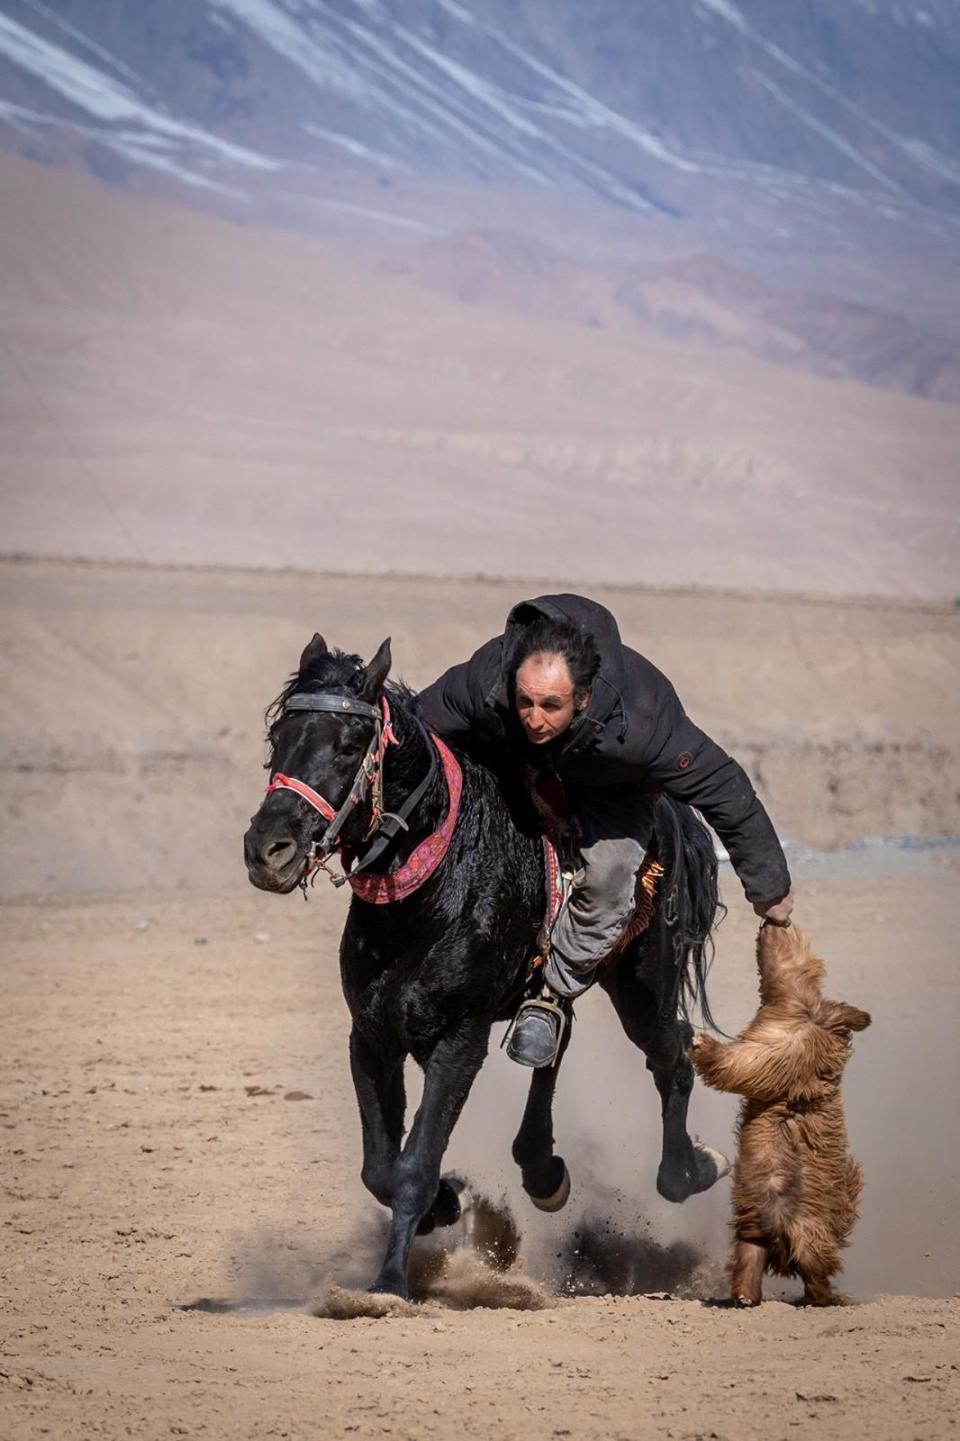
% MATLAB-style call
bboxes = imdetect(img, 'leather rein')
[264,690,442,895]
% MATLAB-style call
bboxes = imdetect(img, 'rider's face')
[515,652,587,745]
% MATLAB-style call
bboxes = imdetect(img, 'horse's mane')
[265,648,416,733]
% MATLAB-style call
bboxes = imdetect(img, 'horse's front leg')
[511,1024,572,1210]
[370,1020,489,1298]
[349,1028,406,1208]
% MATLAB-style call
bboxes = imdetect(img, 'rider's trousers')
[544,785,658,999]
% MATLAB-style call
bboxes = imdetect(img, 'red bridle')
[265,694,399,883]
[263,687,462,901]
[265,771,337,822]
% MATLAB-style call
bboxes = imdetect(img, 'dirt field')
[2,862,958,1441]
[2,558,958,1439]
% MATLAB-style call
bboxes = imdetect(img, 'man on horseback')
[417,594,793,1068]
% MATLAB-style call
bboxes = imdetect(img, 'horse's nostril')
[265,838,297,869]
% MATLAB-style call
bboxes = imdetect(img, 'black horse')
[244,635,727,1299]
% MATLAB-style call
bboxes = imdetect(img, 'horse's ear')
[299,632,327,673]
[359,637,392,701]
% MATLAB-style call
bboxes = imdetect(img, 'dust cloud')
[442,899,959,1303]
[200,877,956,1314]
[309,1186,712,1319]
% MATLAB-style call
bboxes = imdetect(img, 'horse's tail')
[654,794,724,1032]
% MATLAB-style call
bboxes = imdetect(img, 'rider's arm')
[415,636,504,743]
[641,690,791,907]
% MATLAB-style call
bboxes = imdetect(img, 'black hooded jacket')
[416,594,791,905]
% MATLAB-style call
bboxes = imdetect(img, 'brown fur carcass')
[690,923,870,1306]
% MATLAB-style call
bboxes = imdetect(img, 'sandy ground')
[1,559,957,1437]
[2,862,958,1441]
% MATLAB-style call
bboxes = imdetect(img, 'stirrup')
[503,995,568,1069]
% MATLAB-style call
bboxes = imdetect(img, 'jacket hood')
[485,593,629,754]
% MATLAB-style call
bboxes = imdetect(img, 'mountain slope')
[2,0,958,217]
[385,232,960,402]
[1,153,957,596]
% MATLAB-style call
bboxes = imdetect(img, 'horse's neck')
[377,703,450,860]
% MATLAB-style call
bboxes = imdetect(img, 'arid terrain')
[1,52,958,1432]
[1,156,958,597]
[2,559,957,898]
[2,866,957,1441]
[2,558,958,1440]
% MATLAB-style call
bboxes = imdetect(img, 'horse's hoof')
[315,1285,414,1319]
[693,1142,730,1194]
[416,1176,464,1235]
[366,1280,409,1302]
[656,1164,690,1203]
[657,1142,730,1202]
[435,1174,466,1226]
[527,1158,571,1213]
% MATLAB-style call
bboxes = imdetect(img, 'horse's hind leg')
[646,1017,726,1201]
[511,1024,572,1211]
[602,958,727,1203]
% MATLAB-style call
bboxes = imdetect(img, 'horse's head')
[243,632,392,893]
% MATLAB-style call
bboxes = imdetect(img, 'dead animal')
[690,922,870,1306]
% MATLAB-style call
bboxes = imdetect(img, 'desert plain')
[1,558,958,1441]
[2,138,960,1440]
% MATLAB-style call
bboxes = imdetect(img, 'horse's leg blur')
[369,1021,488,1298]
[349,1028,406,1208]
[511,1024,572,1209]
[646,1015,718,1202]
[601,944,724,1203]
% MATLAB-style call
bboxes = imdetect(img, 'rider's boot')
[505,985,571,1068]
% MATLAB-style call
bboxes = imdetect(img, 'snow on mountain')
[0,6,279,189]
[1,0,958,218]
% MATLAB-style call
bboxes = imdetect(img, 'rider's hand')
[753,889,795,926]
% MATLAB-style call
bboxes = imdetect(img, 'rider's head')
[510,616,600,745]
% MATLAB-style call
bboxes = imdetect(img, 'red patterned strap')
[530,835,565,970]
[348,735,462,905]
[542,836,564,930]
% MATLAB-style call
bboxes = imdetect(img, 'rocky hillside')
[2,0,958,217]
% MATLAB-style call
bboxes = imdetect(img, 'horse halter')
[265,691,401,887]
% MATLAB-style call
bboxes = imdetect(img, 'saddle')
[526,770,665,972]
